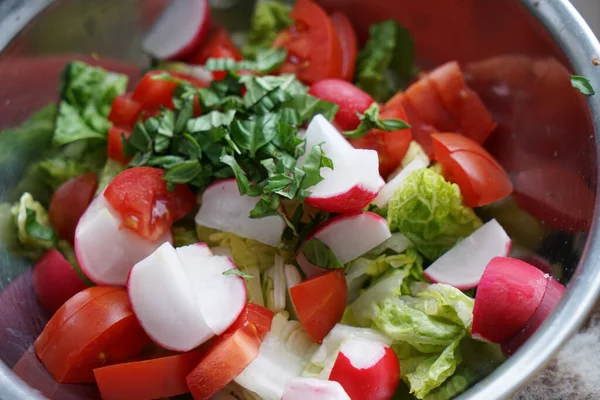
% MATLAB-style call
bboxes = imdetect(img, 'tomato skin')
[210,44,243,81]
[108,94,143,130]
[274,0,343,84]
[431,133,512,207]
[32,249,89,314]
[104,167,196,241]
[330,12,357,82]
[49,173,98,244]
[94,350,204,400]
[132,71,179,110]
[186,323,262,400]
[309,79,374,131]
[190,26,242,66]
[107,125,133,165]
[350,105,412,178]
[290,270,347,343]
[34,287,149,383]
[224,302,274,339]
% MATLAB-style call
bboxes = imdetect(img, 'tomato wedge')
[108,94,143,130]
[32,249,89,314]
[350,105,413,178]
[34,287,149,383]
[330,12,358,82]
[274,0,343,84]
[104,167,196,241]
[224,302,275,339]
[432,133,512,207]
[107,125,133,165]
[132,71,179,110]
[189,26,242,66]
[186,323,262,400]
[94,350,204,400]
[49,173,98,244]
[290,270,347,343]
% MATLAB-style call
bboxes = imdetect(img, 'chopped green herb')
[571,75,595,96]
[302,238,344,270]
[344,103,411,139]
[223,268,255,279]
[242,0,293,60]
[24,209,56,242]
[205,48,287,74]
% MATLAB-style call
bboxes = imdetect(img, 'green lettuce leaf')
[10,193,56,260]
[36,156,90,191]
[242,0,293,60]
[54,61,128,146]
[387,168,482,260]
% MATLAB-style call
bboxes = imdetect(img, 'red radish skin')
[305,184,383,214]
[282,377,350,400]
[423,219,511,290]
[472,257,548,344]
[142,0,211,61]
[329,338,400,400]
[32,249,89,313]
[501,277,565,356]
[308,79,374,131]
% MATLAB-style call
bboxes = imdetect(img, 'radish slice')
[128,242,246,351]
[298,115,384,213]
[142,0,211,61]
[373,157,429,208]
[75,194,172,286]
[282,378,350,400]
[423,219,511,290]
[329,338,400,400]
[296,212,392,275]
[195,179,286,247]
[471,257,548,344]
[501,277,565,356]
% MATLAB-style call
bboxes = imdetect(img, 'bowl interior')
[0,1,597,399]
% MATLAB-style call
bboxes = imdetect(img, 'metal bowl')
[0,0,599,399]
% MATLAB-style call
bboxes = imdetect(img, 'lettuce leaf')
[242,0,293,60]
[9,193,56,260]
[54,61,127,146]
[387,168,482,260]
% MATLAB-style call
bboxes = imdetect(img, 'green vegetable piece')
[242,0,293,60]
[35,156,90,191]
[11,193,55,259]
[571,75,595,96]
[301,238,344,270]
[223,268,255,279]
[387,168,482,260]
[344,102,411,139]
[205,48,287,75]
[96,159,126,195]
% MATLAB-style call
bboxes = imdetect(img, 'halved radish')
[195,179,286,247]
[373,157,429,208]
[75,194,172,286]
[282,377,350,400]
[501,277,565,356]
[423,219,511,290]
[298,115,384,213]
[329,338,400,400]
[142,0,211,61]
[32,249,89,313]
[297,212,391,276]
[471,257,549,344]
[128,242,246,351]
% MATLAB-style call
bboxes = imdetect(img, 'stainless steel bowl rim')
[0,1,599,399]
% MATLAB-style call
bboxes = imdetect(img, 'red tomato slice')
[224,302,274,339]
[330,12,357,82]
[168,71,211,89]
[108,94,143,130]
[94,350,204,400]
[432,133,512,207]
[308,79,374,131]
[290,270,347,343]
[385,91,404,110]
[428,61,497,144]
[107,125,133,165]
[104,167,196,241]
[32,249,89,314]
[132,71,179,110]
[34,287,149,383]
[49,172,98,244]
[350,105,412,178]
[189,26,242,66]
[186,323,262,400]
[209,44,243,81]
[273,0,343,84]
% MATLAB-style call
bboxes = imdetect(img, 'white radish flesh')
[374,157,429,208]
[282,378,350,400]
[195,179,286,247]
[424,219,512,290]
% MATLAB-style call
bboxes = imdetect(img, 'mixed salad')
[3,0,586,399]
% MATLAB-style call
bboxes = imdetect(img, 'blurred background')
[572,0,600,35]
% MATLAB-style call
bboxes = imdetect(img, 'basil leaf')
[344,102,410,139]
[302,238,344,270]
[223,268,255,279]
[230,113,280,157]
[25,209,56,242]
[220,153,251,195]
[571,75,595,96]
[163,160,201,184]
[299,144,331,191]
[188,110,237,133]
[281,94,339,124]
[205,48,287,74]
